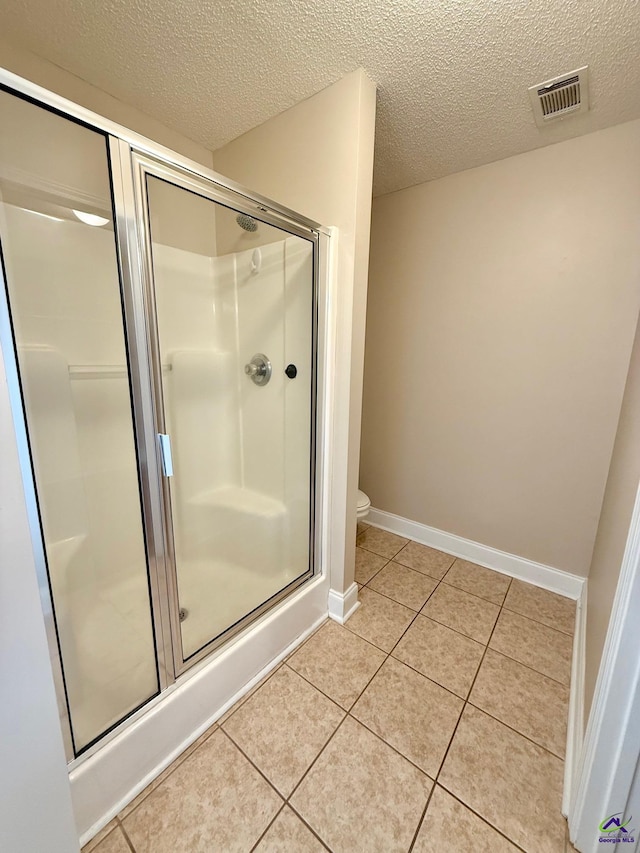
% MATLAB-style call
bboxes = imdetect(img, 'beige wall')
[584,317,640,716]
[361,119,640,576]
[0,38,212,167]
[213,69,377,590]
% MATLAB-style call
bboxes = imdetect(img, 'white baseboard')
[367,507,585,600]
[563,579,588,816]
[328,582,360,624]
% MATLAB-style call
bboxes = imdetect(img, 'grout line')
[501,603,576,637]
[488,631,571,687]
[219,661,286,726]
[429,577,507,608]
[366,558,444,585]
[416,610,495,647]
[429,593,504,788]
[283,661,356,710]
[286,803,334,852]
[386,653,470,703]
[355,539,408,562]
[341,601,424,656]
[427,579,569,851]
[465,698,567,761]
[437,786,530,853]
[387,580,443,655]
[357,555,392,587]
[283,622,393,717]
[347,708,439,780]
[219,728,287,803]
[407,783,436,853]
[483,645,572,688]
[361,584,421,612]
[284,713,351,801]
[116,724,219,821]
[115,818,136,853]
[247,803,286,853]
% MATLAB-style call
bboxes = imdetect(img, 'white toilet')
[357,489,371,520]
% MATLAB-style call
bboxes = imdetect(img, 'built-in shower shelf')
[68,363,172,379]
[191,485,286,519]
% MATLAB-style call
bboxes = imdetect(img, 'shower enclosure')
[0,80,322,761]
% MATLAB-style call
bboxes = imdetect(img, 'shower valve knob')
[245,353,272,386]
[285,364,297,379]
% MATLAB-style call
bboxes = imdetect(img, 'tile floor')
[84,523,578,853]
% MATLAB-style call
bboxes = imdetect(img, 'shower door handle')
[158,433,174,477]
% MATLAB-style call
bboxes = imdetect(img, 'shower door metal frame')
[128,150,321,677]
[0,65,328,767]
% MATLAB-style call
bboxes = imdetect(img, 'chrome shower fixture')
[236,213,258,232]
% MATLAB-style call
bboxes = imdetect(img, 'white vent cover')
[528,66,589,128]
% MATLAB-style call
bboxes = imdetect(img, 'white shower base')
[176,485,305,659]
[178,557,305,659]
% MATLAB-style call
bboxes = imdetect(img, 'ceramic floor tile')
[504,579,576,635]
[394,541,455,579]
[392,615,484,698]
[355,547,388,585]
[344,587,415,652]
[287,619,385,709]
[421,581,500,643]
[222,665,344,796]
[254,807,327,852]
[82,820,119,852]
[413,785,520,853]
[356,521,371,536]
[367,561,438,610]
[122,730,282,852]
[351,656,463,776]
[356,526,409,559]
[119,725,218,818]
[83,825,130,853]
[444,559,511,604]
[290,716,432,853]
[439,705,565,853]
[490,610,573,685]
[470,649,569,757]
[218,668,281,726]
[283,621,328,663]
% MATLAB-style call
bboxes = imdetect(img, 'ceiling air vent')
[528,66,589,128]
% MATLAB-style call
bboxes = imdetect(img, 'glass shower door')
[142,168,317,665]
[0,91,159,755]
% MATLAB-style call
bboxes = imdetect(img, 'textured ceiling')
[1,0,639,195]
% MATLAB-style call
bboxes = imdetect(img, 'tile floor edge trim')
[367,508,585,600]
[562,578,588,817]
[328,582,361,624]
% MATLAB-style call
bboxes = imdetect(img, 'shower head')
[236,213,258,232]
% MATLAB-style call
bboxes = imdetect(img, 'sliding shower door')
[138,162,317,667]
[0,91,159,755]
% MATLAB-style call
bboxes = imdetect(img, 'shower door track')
[0,66,331,768]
